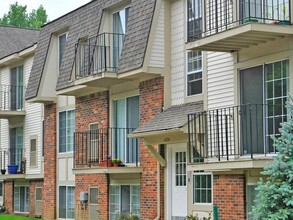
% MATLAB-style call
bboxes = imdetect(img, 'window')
[193,173,212,203]
[187,0,202,40]
[35,187,42,215]
[59,110,75,153]
[89,187,99,219]
[113,96,139,163]
[113,6,130,67]
[187,50,202,96]
[10,65,23,110]
[247,185,257,220]
[14,186,29,213]
[59,186,75,219]
[10,127,23,171]
[175,152,187,186]
[59,33,67,68]
[30,138,37,167]
[89,123,99,162]
[265,60,289,151]
[109,185,140,220]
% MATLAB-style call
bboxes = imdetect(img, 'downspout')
[154,162,160,220]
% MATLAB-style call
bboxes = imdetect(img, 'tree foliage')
[252,99,293,219]
[0,2,47,29]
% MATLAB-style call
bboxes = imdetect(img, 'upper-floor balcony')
[188,103,285,170]
[73,127,142,174]
[187,0,293,52]
[0,147,25,178]
[0,84,25,120]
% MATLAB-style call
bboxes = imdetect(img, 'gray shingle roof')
[26,0,157,100]
[133,101,204,134]
[0,25,39,60]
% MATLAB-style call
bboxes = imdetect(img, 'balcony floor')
[0,110,25,120]
[187,23,293,52]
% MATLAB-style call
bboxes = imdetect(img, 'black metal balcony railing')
[0,85,25,111]
[74,127,139,168]
[75,33,125,78]
[187,0,291,41]
[0,148,24,173]
[188,104,286,163]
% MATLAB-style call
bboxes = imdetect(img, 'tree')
[0,2,47,29]
[252,100,293,219]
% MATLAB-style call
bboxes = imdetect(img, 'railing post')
[216,109,220,161]
[225,115,229,161]
[249,104,253,159]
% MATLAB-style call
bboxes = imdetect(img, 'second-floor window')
[187,50,202,96]
[59,33,67,68]
[10,127,23,171]
[10,65,23,110]
[59,110,75,153]
[113,6,130,67]
[187,0,202,40]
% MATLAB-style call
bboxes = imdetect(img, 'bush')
[116,213,139,220]
[0,204,7,213]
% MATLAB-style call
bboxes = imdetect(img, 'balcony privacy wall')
[26,0,157,99]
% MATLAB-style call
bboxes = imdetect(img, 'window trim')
[58,109,75,154]
[14,185,30,213]
[29,137,38,168]
[192,172,213,204]
[58,32,68,69]
[186,50,203,97]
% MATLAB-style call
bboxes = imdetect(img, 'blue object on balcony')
[8,165,18,174]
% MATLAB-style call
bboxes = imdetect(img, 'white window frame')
[186,50,203,97]
[59,185,75,219]
[58,109,75,153]
[29,137,38,167]
[58,32,68,69]
[35,187,42,215]
[109,184,140,219]
[14,185,29,213]
[193,172,212,204]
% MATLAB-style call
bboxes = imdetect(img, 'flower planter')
[1,169,6,175]
[8,165,18,174]
[100,159,112,167]
[113,164,119,167]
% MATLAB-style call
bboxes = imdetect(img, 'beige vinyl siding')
[149,0,165,68]
[23,55,43,175]
[171,0,185,105]
[207,52,234,109]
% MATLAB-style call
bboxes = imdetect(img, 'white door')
[171,146,187,219]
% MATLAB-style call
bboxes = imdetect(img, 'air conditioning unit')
[80,192,88,202]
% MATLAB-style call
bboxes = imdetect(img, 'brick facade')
[43,103,57,220]
[139,77,164,219]
[75,174,109,219]
[29,180,44,218]
[4,181,13,213]
[213,174,246,220]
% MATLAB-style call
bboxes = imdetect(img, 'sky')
[0,0,91,22]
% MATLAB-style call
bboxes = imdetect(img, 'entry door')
[89,187,99,220]
[240,66,264,154]
[172,146,187,219]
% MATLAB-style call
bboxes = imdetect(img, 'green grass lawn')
[0,215,41,220]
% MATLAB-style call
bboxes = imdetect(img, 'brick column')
[139,77,164,219]
[213,174,246,220]
[43,103,57,219]
[4,181,13,213]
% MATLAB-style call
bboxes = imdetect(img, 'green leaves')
[0,2,47,29]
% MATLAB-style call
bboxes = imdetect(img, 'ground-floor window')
[247,185,257,220]
[59,186,75,219]
[193,173,212,204]
[14,186,29,213]
[109,185,140,220]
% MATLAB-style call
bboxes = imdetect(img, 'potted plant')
[7,164,18,174]
[100,156,113,167]
[112,158,122,167]
[1,169,6,175]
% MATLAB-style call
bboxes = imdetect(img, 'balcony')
[187,0,293,52]
[188,104,286,169]
[60,33,128,96]
[0,85,25,120]
[0,148,25,177]
[74,128,142,174]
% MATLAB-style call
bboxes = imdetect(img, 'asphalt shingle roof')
[0,25,39,60]
[26,0,157,100]
[133,101,204,134]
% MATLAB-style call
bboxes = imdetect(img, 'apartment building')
[25,0,167,219]
[0,25,44,217]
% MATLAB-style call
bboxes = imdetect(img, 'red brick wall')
[4,181,13,213]
[75,91,109,131]
[29,180,44,218]
[213,174,246,220]
[139,77,164,219]
[75,174,109,220]
[43,103,57,220]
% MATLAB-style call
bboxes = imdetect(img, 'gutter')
[154,162,160,220]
